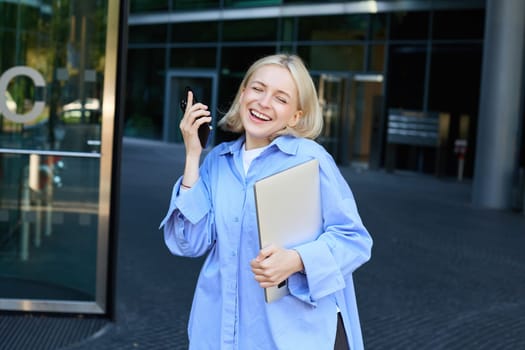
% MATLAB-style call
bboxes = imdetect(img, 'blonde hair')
[218,54,323,140]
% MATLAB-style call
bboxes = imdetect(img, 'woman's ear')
[288,110,304,127]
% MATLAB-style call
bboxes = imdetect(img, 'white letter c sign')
[0,66,46,123]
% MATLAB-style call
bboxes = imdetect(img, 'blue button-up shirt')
[160,135,372,350]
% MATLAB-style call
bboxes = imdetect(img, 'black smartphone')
[180,86,211,148]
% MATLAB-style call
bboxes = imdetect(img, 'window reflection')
[432,10,485,40]
[220,46,276,74]
[390,11,429,40]
[0,152,100,301]
[170,48,217,68]
[170,22,218,42]
[0,0,109,307]
[298,45,365,71]
[222,19,278,41]
[129,24,168,44]
[298,15,368,41]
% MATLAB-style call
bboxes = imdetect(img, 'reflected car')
[61,98,101,123]
[59,98,101,152]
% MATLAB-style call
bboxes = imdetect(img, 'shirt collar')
[219,135,299,157]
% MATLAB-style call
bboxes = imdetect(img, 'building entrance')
[315,73,384,168]
[0,0,124,315]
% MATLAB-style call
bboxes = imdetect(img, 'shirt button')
[233,217,239,222]
[231,251,236,257]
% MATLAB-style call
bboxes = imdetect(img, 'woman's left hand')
[250,244,305,288]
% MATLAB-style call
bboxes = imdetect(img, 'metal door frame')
[0,0,125,315]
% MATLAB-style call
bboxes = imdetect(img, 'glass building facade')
[125,0,493,179]
[0,0,126,315]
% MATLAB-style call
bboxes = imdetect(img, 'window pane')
[171,22,218,42]
[125,48,166,139]
[298,15,368,41]
[387,45,426,109]
[432,10,485,40]
[129,24,168,44]
[222,19,277,41]
[0,154,99,301]
[0,2,19,29]
[0,0,113,306]
[221,46,276,74]
[280,17,295,42]
[428,44,482,114]
[371,13,387,40]
[298,45,365,71]
[390,11,429,40]
[170,48,217,68]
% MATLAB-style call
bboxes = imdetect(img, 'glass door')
[348,74,384,169]
[0,0,122,314]
[314,73,384,167]
[315,74,349,163]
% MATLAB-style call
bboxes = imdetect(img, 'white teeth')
[251,110,270,121]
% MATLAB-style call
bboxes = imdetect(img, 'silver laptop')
[254,158,322,303]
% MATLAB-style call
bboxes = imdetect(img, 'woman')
[160,54,372,349]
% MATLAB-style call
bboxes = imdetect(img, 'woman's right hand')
[179,90,212,157]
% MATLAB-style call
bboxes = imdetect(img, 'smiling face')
[239,64,303,149]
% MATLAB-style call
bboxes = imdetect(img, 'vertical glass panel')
[298,15,368,41]
[128,24,168,44]
[316,74,346,162]
[371,13,387,40]
[0,0,111,306]
[390,11,429,40]
[280,17,295,42]
[170,48,217,68]
[0,153,99,300]
[349,79,383,166]
[432,10,485,40]
[124,48,166,139]
[298,45,365,71]
[170,22,218,43]
[222,19,278,42]
[220,46,276,75]
[1,2,106,153]
[387,45,426,109]
[428,44,482,114]
[0,2,18,29]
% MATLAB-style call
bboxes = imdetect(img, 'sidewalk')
[3,137,525,350]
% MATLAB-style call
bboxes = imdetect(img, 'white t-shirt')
[242,143,269,175]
